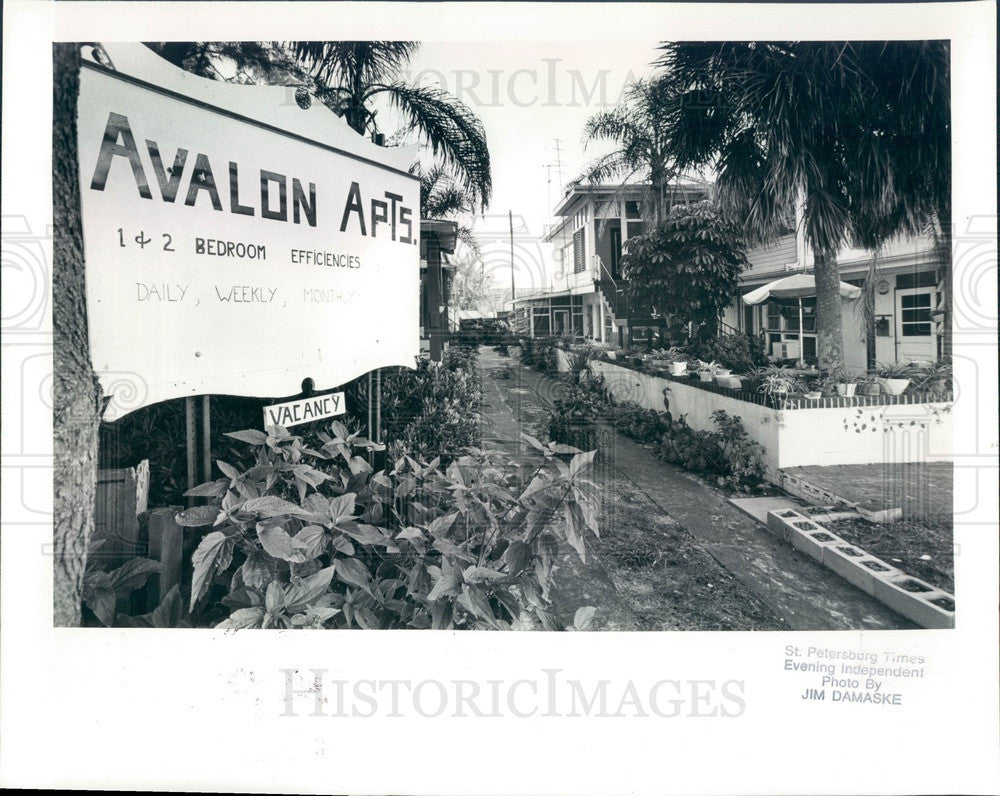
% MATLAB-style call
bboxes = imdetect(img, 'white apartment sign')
[77,44,420,420]
[263,392,345,429]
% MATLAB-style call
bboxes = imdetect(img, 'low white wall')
[776,402,952,467]
[589,360,952,471]
[590,360,782,470]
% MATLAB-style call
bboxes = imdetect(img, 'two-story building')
[725,230,946,371]
[516,180,946,370]
[513,182,709,346]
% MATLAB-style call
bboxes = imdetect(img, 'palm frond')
[373,82,492,211]
[289,41,418,87]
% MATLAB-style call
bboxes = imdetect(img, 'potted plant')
[821,367,857,397]
[876,362,913,395]
[757,368,801,406]
[802,374,822,400]
[857,374,883,397]
[659,347,688,376]
[712,369,735,387]
[906,359,952,399]
[649,347,670,368]
[695,360,716,382]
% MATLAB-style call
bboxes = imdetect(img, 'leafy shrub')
[518,337,555,371]
[692,334,767,374]
[379,346,482,462]
[82,554,164,627]
[655,417,727,474]
[606,403,670,445]
[654,411,767,493]
[711,410,768,491]
[547,385,605,450]
[620,202,748,338]
[175,422,601,630]
[455,319,511,346]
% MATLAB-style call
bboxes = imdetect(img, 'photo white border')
[2,2,997,794]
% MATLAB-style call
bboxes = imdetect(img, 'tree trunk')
[814,250,846,371]
[938,208,952,361]
[649,165,664,226]
[53,43,102,626]
[863,252,878,372]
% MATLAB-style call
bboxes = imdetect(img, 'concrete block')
[766,508,803,541]
[872,576,955,629]
[857,505,905,524]
[787,522,838,563]
[822,543,874,593]
[850,556,902,596]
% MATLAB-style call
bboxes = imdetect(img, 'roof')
[420,219,459,254]
[551,180,711,218]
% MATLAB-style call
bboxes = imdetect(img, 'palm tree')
[291,42,491,211]
[658,41,950,371]
[146,41,492,212]
[574,75,695,225]
[415,162,482,259]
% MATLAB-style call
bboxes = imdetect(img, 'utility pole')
[509,210,516,303]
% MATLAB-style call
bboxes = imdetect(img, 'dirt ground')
[586,477,785,631]
[824,516,955,594]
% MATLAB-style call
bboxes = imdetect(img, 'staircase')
[593,254,629,322]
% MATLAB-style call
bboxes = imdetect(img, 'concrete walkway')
[477,347,913,631]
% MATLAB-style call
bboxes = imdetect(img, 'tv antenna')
[543,138,565,208]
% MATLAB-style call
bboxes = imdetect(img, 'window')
[900,292,932,336]
[609,227,622,278]
[765,298,815,332]
[896,271,938,290]
[573,228,586,274]
[625,200,641,219]
[533,306,550,337]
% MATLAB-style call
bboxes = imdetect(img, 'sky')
[404,41,664,293]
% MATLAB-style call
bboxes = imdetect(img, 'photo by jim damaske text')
[783,645,927,706]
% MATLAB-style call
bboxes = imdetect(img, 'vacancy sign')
[77,44,420,420]
[263,392,345,429]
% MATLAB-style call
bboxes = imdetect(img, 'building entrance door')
[895,287,936,362]
[552,309,570,336]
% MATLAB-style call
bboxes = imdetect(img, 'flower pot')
[804,391,822,400]
[860,383,881,396]
[879,377,910,395]
[670,361,688,376]
[715,368,732,377]
[836,383,857,397]
[698,371,714,383]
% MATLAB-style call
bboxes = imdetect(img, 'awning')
[741,273,862,305]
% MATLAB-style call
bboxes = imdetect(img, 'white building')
[516,181,946,369]
[512,182,709,346]
[727,230,946,370]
